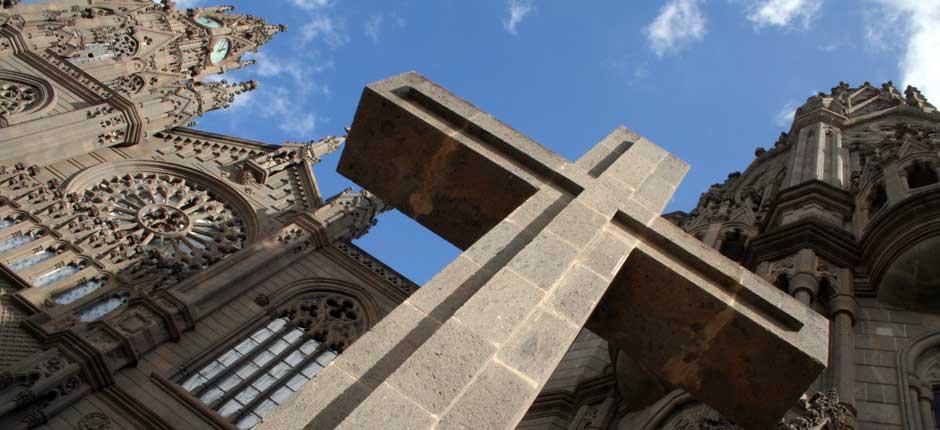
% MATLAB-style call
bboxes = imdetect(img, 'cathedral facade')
[0,1,413,429]
[0,1,939,430]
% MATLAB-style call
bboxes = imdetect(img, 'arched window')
[898,332,940,430]
[906,161,940,189]
[179,292,366,429]
[718,229,748,262]
[0,70,55,125]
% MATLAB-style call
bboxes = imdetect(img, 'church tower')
[0,0,281,162]
[0,2,416,429]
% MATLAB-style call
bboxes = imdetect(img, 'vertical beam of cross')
[258,72,828,430]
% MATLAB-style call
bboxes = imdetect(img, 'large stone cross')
[259,72,828,430]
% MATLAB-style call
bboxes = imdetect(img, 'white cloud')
[504,0,535,35]
[291,0,333,11]
[646,0,707,56]
[365,15,383,44]
[302,16,348,48]
[774,101,798,127]
[746,0,824,29]
[229,90,255,111]
[866,0,940,98]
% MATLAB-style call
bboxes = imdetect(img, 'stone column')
[829,292,857,408]
[788,272,819,306]
[914,384,936,430]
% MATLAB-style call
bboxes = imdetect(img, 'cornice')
[747,219,861,270]
[764,180,856,230]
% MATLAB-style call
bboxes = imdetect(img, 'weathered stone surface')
[436,361,538,430]
[339,75,541,250]
[265,71,830,430]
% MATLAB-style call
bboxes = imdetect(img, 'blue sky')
[177,0,937,284]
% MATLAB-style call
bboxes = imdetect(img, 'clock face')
[195,16,222,29]
[209,39,230,64]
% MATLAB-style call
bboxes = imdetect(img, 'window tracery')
[76,171,248,286]
[179,292,366,429]
[0,71,54,126]
[0,80,40,117]
[0,162,255,321]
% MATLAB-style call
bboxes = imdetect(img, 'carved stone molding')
[77,412,111,430]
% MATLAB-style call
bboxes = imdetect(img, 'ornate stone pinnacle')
[290,135,346,164]
[312,189,389,244]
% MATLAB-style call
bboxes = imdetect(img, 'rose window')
[80,172,247,281]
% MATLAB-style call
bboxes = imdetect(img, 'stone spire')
[239,134,347,184]
[310,189,388,245]
[194,79,259,112]
[3,0,284,91]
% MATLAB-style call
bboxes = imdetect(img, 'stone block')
[507,231,579,291]
[635,174,678,213]
[575,126,642,178]
[336,302,439,388]
[436,361,538,430]
[544,264,612,324]
[454,268,545,345]
[407,255,487,321]
[255,365,369,430]
[654,153,691,188]
[337,383,437,430]
[602,137,668,188]
[386,319,497,414]
[464,220,531,268]
[545,201,608,249]
[497,309,581,383]
[506,187,569,231]
[581,228,636,279]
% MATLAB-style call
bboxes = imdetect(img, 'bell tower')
[0,0,282,163]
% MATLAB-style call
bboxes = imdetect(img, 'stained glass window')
[0,230,42,254]
[52,278,106,305]
[180,293,364,429]
[78,295,127,322]
[32,263,82,288]
[8,248,59,272]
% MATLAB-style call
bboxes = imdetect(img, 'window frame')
[162,281,378,429]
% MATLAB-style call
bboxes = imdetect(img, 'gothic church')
[0,1,939,430]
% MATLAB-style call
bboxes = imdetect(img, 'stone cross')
[258,72,829,430]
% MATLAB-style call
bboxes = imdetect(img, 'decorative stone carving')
[777,390,854,430]
[76,171,247,285]
[109,74,145,96]
[333,242,418,295]
[240,133,345,184]
[77,412,112,430]
[0,79,39,117]
[312,189,387,243]
[657,402,739,430]
[276,292,366,352]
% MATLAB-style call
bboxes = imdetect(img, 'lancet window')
[178,292,366,429]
